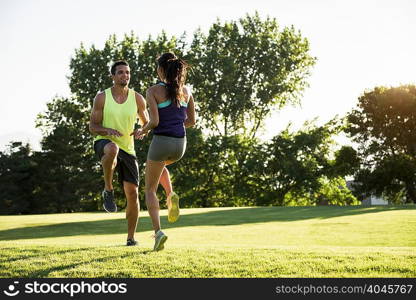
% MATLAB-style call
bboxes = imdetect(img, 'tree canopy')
[346,85,416,203]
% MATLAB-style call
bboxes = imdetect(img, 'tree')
[184,13,316,207]
[0,142,37,214]
[346,85,416,203]
[313,177,358,206]
[330,145,360,178]
[36,96,101,212]
[189,12,316,139]
[246,120,352,205]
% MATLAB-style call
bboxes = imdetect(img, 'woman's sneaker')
[153,230,168,251]
[102,190,117,213]
[167,192,180,223]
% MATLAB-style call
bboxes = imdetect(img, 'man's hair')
[110,60,129,75]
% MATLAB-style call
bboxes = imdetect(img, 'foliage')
[189,12,316,138]
[346,85,416,203]
[314,177,358,206]
[0,142,37,214]
[248,120,345,205]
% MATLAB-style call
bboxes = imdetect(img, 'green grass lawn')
[0,206,415,277]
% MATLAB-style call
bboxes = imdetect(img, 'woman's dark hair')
[157,52,188,106]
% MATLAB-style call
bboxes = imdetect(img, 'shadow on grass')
[27,252,130,277]
[0,247,91,264]
[0,206,413,241]
[0,247,90,277]
[0,247,155,277]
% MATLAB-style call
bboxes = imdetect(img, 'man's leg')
[100,142,118,213]
[145,159,166,233]
[101,142,119,191]
[123,181,139,240]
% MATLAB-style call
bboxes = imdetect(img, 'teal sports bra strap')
[156,82,187,107]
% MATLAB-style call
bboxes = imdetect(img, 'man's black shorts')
[94,139,139,186]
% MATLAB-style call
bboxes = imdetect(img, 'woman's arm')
[185,91,196,128]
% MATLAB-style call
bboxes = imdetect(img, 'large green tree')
[346,85,416,203]
[189,12,316,138]
[183,13,316,207]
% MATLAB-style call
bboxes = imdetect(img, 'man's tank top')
[94,88,137,155]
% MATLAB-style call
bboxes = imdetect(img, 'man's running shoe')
[126,238,138,246]
[102,190,117,213]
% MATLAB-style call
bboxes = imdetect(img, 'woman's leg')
[158,160,176,197]
[161,161,180,223]
[159,166,172,197]
[145,159,166,233]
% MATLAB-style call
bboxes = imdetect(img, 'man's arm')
[131,90,156,139]
[132,87,160,138]
[89,92,122,137]
[135,92,149,127]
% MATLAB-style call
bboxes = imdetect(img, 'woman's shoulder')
[147,83,165,94]
[149,82,165,89]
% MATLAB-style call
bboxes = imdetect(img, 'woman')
[136,52,195,251]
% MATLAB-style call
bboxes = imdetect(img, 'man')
[89,60,148,246]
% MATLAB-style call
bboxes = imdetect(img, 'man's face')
[112,65,130,87]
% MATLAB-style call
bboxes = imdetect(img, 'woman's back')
[151,82,189,105]
[151,82,189,138]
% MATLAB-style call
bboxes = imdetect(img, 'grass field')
[0,206,415,278]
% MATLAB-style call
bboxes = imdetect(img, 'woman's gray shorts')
[147,135,186,162]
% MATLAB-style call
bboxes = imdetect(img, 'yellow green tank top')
[94,88,137,156]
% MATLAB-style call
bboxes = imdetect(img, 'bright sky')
[1,0,415,150]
